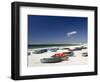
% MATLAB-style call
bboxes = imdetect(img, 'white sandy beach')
[28,45,88,67]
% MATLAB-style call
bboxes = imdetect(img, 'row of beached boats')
[28,46,87,63]
[28,46,87,55]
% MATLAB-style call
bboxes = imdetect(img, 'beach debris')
[40,57,62,63]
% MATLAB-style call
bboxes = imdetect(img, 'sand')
[28,46,88,67]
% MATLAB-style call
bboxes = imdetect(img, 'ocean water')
[28,44,80,49]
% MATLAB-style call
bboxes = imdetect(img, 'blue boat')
[40,57,62,63]
[33,49,47,54]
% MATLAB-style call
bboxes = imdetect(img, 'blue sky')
[28,15,87,44]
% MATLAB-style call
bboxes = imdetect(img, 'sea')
[28,44,80,49]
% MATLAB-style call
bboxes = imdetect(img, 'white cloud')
[67,31,77,37]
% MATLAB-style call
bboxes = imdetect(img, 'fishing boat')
[40,57,62,63]
[33,49,47,54]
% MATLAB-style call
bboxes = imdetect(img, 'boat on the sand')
[40,57,62,63]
